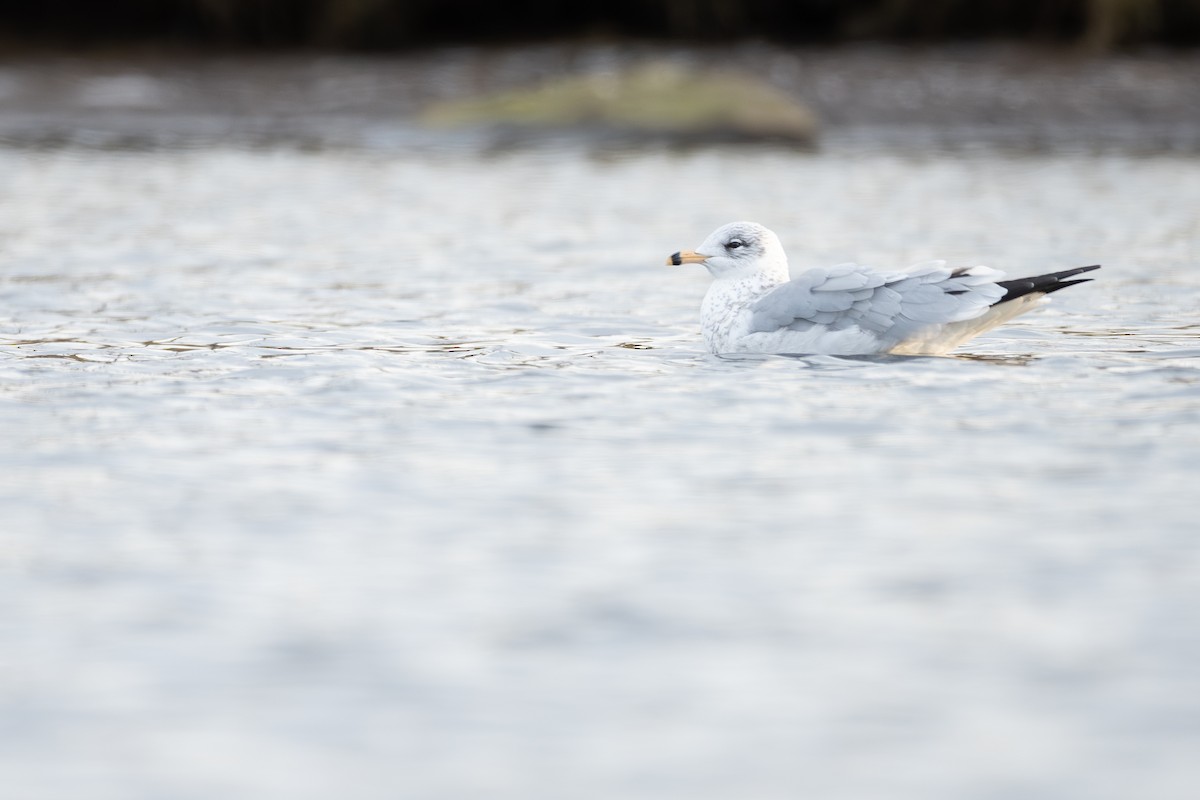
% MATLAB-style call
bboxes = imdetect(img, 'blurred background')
[3,0,1200,48]
[2,3,1200,800]
[2,0,1199,150]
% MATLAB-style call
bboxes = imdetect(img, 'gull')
[666,221,1099,356]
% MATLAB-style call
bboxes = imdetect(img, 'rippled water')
[2,146,1199,798]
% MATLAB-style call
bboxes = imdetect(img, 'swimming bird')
[666,221,1099,356]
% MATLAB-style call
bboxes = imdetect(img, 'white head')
[666,221,789,281]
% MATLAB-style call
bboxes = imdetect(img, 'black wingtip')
[1059,264,1102,279]
[1045,277,1095,293]
[995,264,1101,304]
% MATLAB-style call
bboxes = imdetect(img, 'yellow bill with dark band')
[666,249,707,266]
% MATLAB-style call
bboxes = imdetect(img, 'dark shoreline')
[2,43,1198,153]
[3,0,1200,49]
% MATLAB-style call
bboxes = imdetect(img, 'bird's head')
[665,221,788,281]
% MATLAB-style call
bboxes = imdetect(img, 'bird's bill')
[666,249,708,266]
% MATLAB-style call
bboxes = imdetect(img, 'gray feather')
[748,261,1006,345]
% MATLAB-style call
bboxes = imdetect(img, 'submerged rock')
[419,62,819,147]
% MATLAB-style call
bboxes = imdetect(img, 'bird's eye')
[727,240,744,250]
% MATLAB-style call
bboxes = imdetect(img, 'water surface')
[2,146,1199,798]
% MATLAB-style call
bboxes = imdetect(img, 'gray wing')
[747,261,1008,346]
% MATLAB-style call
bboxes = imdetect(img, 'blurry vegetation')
[1,0,1199,49]
[420,62,819,145]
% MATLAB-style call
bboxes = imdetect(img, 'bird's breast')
[700,277,779,353]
